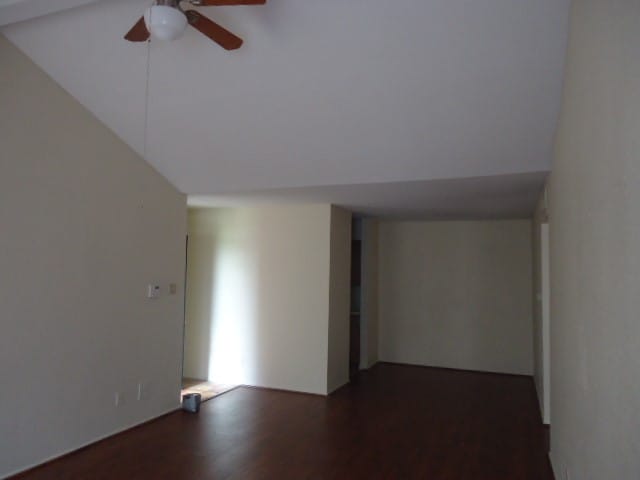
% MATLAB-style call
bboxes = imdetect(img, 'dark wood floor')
[14,364,553,479]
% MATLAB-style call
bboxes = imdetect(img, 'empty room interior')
[1,0,639,479]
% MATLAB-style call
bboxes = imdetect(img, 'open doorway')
[349,217,379,377]
[180,232,238,404]
[349,218,363,380]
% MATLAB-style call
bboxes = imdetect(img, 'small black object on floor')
[181,392,201,413]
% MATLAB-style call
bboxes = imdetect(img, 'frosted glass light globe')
[144,5,188,41]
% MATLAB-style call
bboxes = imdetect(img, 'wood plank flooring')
[13,363,553,479]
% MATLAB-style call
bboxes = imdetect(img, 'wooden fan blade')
[185,10,243,50]
[124,17,150,42]
[192,0,265,5]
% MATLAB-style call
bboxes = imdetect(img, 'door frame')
[540,223,551,425]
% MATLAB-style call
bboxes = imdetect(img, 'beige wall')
[378,220,533,375]
[0,36,187,478]
[548,1,640,478]
[360,218,379,368]
[327,206,352,393]
[184,205,335,395]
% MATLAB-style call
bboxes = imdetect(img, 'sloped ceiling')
[0,0,100,25]
[2,0,569,216]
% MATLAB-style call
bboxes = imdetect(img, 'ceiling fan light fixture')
[144,5,187,41]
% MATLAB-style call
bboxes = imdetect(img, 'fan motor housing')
[156,0,181,7]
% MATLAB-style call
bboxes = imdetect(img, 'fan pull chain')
[142,11,152,161]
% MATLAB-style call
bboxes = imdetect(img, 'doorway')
[180,232,238,403]
[349,219,363,380]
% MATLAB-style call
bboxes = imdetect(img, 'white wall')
[184,205,334,395]
[360,218,379,368]
[0,36,187,478]
[327,206,352,393]
[548,1,640,478]
[378,220,533,375]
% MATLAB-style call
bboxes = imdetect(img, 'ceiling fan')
[124,0,266,50]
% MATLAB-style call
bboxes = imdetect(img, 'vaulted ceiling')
[2,0,570,217]
[0,0,99,26]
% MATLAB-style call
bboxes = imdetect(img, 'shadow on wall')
[184,233,214,380]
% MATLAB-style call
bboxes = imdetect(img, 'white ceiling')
[2,0,569,217]
[0,0,100,25]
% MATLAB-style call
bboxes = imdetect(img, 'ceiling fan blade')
[124,16,150,42]
[191,0,265,5]
[185,10,243,50]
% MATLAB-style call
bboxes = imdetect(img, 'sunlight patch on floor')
[181,378,237,402]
